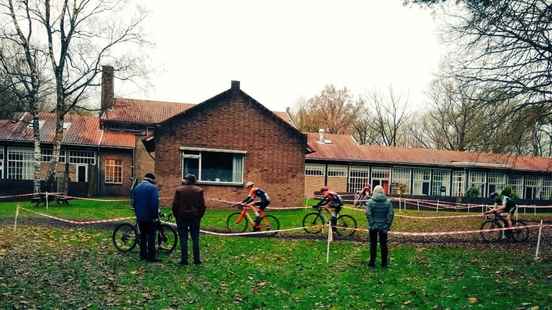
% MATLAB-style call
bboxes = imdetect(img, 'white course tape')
[343,206,483,220]
[208,198,309,210]
[19,207,133,225]
[162,220,315,236]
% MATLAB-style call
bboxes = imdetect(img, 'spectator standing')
[132,173,160,262]
[172,174,206,266]
[365,185,394,268]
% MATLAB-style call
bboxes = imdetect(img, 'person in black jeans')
[172,174,206,265]
[132,173,160,262]
[365,185,394,268]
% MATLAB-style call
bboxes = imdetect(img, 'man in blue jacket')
[132,173,160,262]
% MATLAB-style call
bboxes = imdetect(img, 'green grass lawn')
[1,225,551,309]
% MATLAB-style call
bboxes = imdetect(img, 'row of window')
[181,148,245,184]
[0,147,122,185]
[305,163,552,200]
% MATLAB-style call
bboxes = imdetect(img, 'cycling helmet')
[245,181,255,188]
[320,186,329,193]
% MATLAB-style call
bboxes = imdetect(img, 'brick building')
[305,131,552,204]
[148,81,307,207]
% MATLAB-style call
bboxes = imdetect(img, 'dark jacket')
[365,191,394,232]
[172,184,206,220]
[132,180,160,222]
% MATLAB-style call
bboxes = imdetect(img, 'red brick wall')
[99,149,133,196]
[155,91,305,208]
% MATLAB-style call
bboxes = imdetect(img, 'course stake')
[535,220,544,260]
[326,221,333,264]
[13,204,20,232]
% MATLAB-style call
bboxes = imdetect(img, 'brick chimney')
[101,65,114,111]
[231,80,240,94]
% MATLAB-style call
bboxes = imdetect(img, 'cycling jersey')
[315,191,343,209]
[243,187,271,204]
[502,196,517,213]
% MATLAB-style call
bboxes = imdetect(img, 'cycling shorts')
[254,201,270,210]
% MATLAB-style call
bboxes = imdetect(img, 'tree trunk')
[48,112,65,194]
[31,112,41,194]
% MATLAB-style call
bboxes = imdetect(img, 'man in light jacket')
[172,174,206,266]
[132,173,160,262]
[365,185,394,268]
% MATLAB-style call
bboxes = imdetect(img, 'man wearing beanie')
[132,173,160,262]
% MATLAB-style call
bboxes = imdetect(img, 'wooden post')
[45,192,49,210]
[535,220,544,260]
[326,220,333,264]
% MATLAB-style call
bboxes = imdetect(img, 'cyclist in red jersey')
[313,186,343,231]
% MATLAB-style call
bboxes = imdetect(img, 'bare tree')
[1,0,147,191]
[353,87,411,146]
[0,0,51,193]
[289,85,363,134]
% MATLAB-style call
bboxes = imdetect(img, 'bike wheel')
[480,220,503,242]
[259,215,280,236]
[302,212,325,234]
[112,223,138,253]
[511,220,529,242]
[157,224,178,254]
[226,212,248,233]
[336,215,357,237]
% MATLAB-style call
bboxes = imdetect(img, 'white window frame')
[487,172,506,196]
[305,163,325,177]
[68,150,96,165]
[75,163,88,183]
[412,168,431,196]
[432,169,451,197]
[104,159,123,184]
[391,167,411,195]
[0,150,3,179]
[508,175,523,199]
[181,147,245,185]
[327,165,347,177]
[468,171,486,198]
[348,166,370,193]
[524,175,542,200]
[542,176,552,200]
[7,147,34,180]
[452,170,465,197]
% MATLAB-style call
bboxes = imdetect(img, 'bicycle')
[226,203,280,235]
[480,211,529,242]
[112,210,178,254]
[30,193,70,207]
[302,205,357,237]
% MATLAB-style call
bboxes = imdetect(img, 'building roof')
[0,112,135,149]
[305,133,552,173]
[102,97,295,126]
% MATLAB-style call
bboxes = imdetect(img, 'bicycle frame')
[233,204,269,228]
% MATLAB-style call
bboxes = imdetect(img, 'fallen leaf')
[467,297,478,304]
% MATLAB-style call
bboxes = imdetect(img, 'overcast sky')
[119,1,445,112]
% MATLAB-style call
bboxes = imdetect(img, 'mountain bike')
[226,203,280,236]
[302,206,357,237]
[480,211,529,242]
[112,210,178,254]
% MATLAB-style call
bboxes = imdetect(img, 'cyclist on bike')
[485,188,517,233]
[355,184,372,207]
[313,186,343,231]
[241,181,271,230]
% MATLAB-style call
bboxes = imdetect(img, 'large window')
[181,148,245,184]
[391,167,411,195]
[452,171,465,197]
[105,159,123,184]
[68,150,96,165]
[305,164,325,176]
[508,175,523,198]
[7,147,34,180]
[371,167,390,193]
[412,168,431,195]
[41,149,66,162]
[327,165,347,177]
[468,171,486,197]
[348,166,370,193]
[542,176,552,200]
[432,169,451,196]
[524,175,542,200]
[0,150,3,179]
[487,172,506,196]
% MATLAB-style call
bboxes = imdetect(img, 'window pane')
[183,157,199,178]
[201,152,233,182]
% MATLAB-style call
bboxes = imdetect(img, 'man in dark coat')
[172,173,206,265]
[365,185,394,268]
[132,173,160,262]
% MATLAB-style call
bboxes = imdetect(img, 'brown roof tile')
[103,97,295,126]
[306,133,552,173]
[0,112,134,149]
